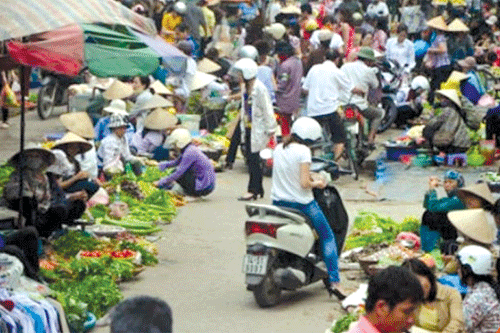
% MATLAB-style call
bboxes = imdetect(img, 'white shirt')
[171,58,197,98]
[97,132,136,168]
[309,31,344,51]
[271,142,314,204]
[267,2,281,23]
[75,144,99,179]
[302,60,353,117]
[385,37,416,72]
[367,1,389,18]
[340,60,379,110]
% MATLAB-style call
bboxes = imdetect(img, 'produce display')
[0,165,14,196]
[41,230,159,333]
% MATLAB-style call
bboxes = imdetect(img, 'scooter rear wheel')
[253,270,281,307]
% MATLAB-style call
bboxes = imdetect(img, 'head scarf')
[444,169,464,188]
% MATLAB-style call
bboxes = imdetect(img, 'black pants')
[226,121,241,166]
[395,104,423,127]
[2,227,40,280]
[429,65,452,104]
[486,113,500,147]
[422,210,458,241]
[245,128,264,196]
[176,167,214,197]
[2,107,8,123]
[65,179,100,197]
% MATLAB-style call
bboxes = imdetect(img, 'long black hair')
[459,260,500,301]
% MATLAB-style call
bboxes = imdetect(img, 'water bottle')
[375,158,387,183]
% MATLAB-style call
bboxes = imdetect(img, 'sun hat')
[150,80,172,95]
[197,58,222,74]
[52,132,92,155]
[279,5,301,15]
[448,209,495,244]
[436,89,461,108]
[457,56,477,70]
[144,108,178,130]
[59,112,95,139]
[264,23,287,40]
[190,71,217,91]
[447,18,469,32]
[8,143,55,171]
[166,128,192,149]
[457,182,495,205]
[316,29,333,42]
[426,16,448,31]
[486,15,498,26]
[108,115,128,129]
[444,169,465,187]
[447,71,469,82]
[135,94,173,111]
[304,19,319,32]
[357,47,376,61]
[102,80,134,100]
[104,99,129,116]
[214,42,234,58]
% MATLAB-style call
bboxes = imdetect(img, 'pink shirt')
[347,316,381,333]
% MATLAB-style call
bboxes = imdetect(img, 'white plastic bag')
[104,155,124,175]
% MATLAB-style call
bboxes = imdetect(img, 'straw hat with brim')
[448,209,495,244]
[108,115,128,129]
[280,5,301,14]
[102,80,134,100]
[457,182,496,205]
[357,47,376,61]
[144,108,178,131]
[448,71,469,82]
[317,29,333,42]
[436,89,461,108]
[264,23,287,40]
[447,18,470,32]
[52,132,92,155]
[59,112,95,139]
[457,56,477,70]
[150,80,172,95]
[190,71,217,91]
[8,144,55,171]
[104,99,129,116]
[136,94,173,111]
[427,16,448,31]
[214,42,234,58]
[197,58,222,74]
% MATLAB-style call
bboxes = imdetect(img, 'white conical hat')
[426,16,448,31]
[197,58,222,74]
[59,112,95,139]
[53,132,92,154]
[190,71,216,91]
[136,94,173,110]
[447,71,468,82]
[150,80,172,95]
[102,80,134,100]
[447,18,469,32]
[144,108,178,130]
[436,89,461,108]
[457,182,496,205]
[448,209,495,244]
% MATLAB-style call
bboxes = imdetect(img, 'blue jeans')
[273,199,340,283]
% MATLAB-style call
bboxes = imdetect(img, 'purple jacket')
[276,56,303,114]
[157,144,215,191]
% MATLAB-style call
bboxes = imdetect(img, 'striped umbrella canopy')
[0,0,157,41]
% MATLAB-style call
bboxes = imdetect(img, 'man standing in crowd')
[348,266,424,333]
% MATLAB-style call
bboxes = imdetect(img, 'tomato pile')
[80,250,104,258]
[110,250,136,259]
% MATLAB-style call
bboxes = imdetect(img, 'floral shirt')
[463,282,500,333]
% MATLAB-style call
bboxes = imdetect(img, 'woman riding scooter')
[271,116,348,300]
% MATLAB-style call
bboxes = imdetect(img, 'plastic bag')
[1,82,19,107]
[103,156,124,175]
[87,187,110,208]
[108,201,129,219]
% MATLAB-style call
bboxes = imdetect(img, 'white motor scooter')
[242,158,349,307]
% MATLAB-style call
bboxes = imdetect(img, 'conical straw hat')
[447,18,469,32]
[59,112,95,139]
[427,16,448,31]
[197,58,222,74]
[8,143,55,171]
[448,209,495,244]
[448,71,468,82]
[190,71,216,91]
[214,42,234,58]
[53,132,92,155]
[102,80,134,100]
[150,80,172,95]
[135,94,173,111]
[436,89,461,108]
[457,182,496,205]
[144,108,178,130]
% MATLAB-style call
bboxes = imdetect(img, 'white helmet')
[457,245,494,276]
[411,75,430,91]
[232,58,258,80]
[173,1,187,14]
[166,128,192,149]
[291,117,322,144]
[238,45,259,61]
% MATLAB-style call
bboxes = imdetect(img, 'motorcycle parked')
[37,71,83,119]
[242,158,349,307]
[375,59,404,133]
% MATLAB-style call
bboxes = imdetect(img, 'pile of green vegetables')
[0,165,14,196]
[43,231,159,333]
[344,212,420,250]
[331,312,360,333]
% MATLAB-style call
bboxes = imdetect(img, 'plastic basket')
[384,145,418,161]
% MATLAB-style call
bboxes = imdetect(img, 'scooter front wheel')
[253,270,282,307]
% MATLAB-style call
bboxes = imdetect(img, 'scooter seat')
[274,207,313,228]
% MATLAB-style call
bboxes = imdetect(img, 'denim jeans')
[273,199,340,283]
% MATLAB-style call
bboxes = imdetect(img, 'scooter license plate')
[242,255,268,275]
